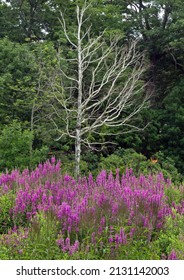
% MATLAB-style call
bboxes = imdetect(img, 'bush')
[0,192,15,234]
[0,121,48,171]
[98,154,124,175]
[153,212,184,259]
[98,149,182,184]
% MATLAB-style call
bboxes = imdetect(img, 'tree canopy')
[0,0,184,178]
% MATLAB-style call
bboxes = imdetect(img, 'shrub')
[98,148,182,184]
[0,121,48,171]
[98,154,124,174]
[0,192,15,234]
[153,212,184,259]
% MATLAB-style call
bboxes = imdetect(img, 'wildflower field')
[0,158,184,260]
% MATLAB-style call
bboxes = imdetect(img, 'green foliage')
[165,185,184,206]
[81,151,99,176]
[0,121,48,171]
[0,192,15,234]
[0,38,37,124]
[0,0,184,261]
[159,79,184,174]
[99,154,125,175]
[98,149,182,184]
[153,212,184,259]
[0,227,28,260]
[114,148,148,174]
[0,211,66,260]
[0,245,9,260]
[0,121,33,171]
[20,211,63,260]
[107,211,184,260]
[0,0,50,42]
[154,151,182,184]
[116,239,161,260]
[0,0,184,180]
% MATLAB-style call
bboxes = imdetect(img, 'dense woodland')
[0,0,184,261]
[0,0,184,180]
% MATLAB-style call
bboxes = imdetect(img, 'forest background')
[0,0,184,182]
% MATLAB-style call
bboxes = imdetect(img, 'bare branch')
[59,11,77,49]
[40,2,150,178]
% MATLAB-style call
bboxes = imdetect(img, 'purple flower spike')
[168,250,178,260]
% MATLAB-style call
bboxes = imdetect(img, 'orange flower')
[151,157,158,164]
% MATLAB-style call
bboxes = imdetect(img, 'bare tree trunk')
[29,98,35,168]
[75,5,83,179]
[75,127,81,179]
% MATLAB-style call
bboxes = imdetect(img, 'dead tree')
[49,1,150,179]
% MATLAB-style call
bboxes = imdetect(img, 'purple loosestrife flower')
[48,195,54,206]
[71,213,80,227]
[112,202,119,215]
[156,222,163,229]
[69,240,80,255]
[91,232,96,244]
[64,174,72,182]
[142,216,149,227]
[168,250,178,260]
[107,171,114,185]
[57,202,72,222]
[21,203,26,212]
[129,227,136,238]
[65,237,70,250]
[51,156,56,164]
[172,201,176,208]
[119,227,127,244]
[115,233,119,244]
[96,170,107,186]
[42,193,47,204]
[3,184,9,192]
[55,160,61,172]
[81,197,88,209]
[100,216,106,227]
[31,193,38,204]
[181,200,184,209]
[115,233,120,249]
[1,161,176,254]
[0,173,9,185]
[97,193,108,207]
[22,169,29,177]
[88,173,95,188]
[26,212,33,219]
[67,226,71,233]
[109,225,114,232]
[43,205,50,212]
[57,237,66,252]
[42,167,48,176]
[98,226,103,235]
[109,236,114,243]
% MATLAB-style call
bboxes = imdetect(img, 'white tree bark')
[49,1,150,179]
